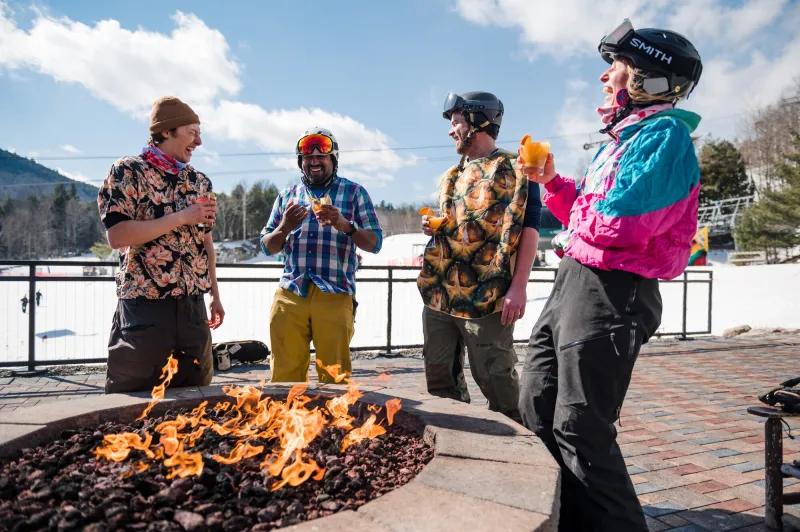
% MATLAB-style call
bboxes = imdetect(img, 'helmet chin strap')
[456,128,477,171]
[599,88,634,135]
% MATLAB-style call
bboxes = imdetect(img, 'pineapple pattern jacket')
[417,149,528,319]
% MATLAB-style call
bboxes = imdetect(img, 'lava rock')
[257,504,280,523]
[105,505,131,528]
[174,510,206,532]
[154,487,186,506]
[194,503,221,516]
[222,515,251,532]
[147,520,182,532]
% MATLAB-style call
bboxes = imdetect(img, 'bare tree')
[739,79,800,194]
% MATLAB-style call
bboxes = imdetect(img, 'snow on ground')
[1,234,797,365]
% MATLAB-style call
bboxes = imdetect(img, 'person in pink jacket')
[518,20,703,531]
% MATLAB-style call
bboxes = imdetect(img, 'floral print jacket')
[97,152,213,299]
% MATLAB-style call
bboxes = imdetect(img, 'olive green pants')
[422,306,520,421]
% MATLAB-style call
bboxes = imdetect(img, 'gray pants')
[422,306,520,421]
[106,296,213,394]
[520,256,662,532]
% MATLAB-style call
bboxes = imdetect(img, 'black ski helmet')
[599,19,703,101]
[443,91,504,135]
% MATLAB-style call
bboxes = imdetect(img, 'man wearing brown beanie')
[98,96,225,393]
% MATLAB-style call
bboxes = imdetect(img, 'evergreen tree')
[699,139,754,203]
[736,134,800,260]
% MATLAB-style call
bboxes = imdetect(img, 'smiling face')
[158,124,202,163]
[600,59,630,107]
[301,152,334,184]
[448,112,473,155]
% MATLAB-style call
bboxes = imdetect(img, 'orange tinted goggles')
[297,134,334,155]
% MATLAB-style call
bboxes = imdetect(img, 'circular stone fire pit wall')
[0,384,560,532]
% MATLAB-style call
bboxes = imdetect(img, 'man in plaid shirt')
[261,128,382,383]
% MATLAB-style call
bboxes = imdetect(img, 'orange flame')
[94,358,404,490]
[385,398,401,426]
[341,415,386,452]
[164,451,204,479]
[287,383,308,406]
[326,381,363,430]
[213,401,231,412]
[93,432,154,462]
[119,460,150,479]
[315,359,349,383]
[271,450,325,491]
[137,354,179,421]
[213,442,265,465]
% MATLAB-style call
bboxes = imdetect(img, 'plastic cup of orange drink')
[312,195,332,225]
[419,207,446,231]
[520,136,550,179]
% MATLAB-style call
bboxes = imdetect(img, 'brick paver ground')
[1,335,799,531]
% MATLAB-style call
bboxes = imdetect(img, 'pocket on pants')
[558,329,633,422]
[117,301,156,338]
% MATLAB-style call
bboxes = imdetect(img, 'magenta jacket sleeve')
[542,175,577,227]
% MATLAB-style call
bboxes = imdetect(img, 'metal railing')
[0,260,713,370]
[697,195,755,236]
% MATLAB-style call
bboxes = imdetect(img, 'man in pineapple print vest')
[418,92,542,422]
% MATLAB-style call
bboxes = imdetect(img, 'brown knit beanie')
[149,96,200,134]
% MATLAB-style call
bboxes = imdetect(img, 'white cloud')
[0,4,408,185]
[57,167,92,184]
[6,146,15,153]
[458,0,800,143]
[201,102,414,185]
[452,0,784,58]
[555,95,604,174]
[567,79,590,91]
[0,4,241,115]
[193,145,220,165]
[688,37,800,137]
[667,0,786,45]
[60,144,80,154]
[453,0,663,58]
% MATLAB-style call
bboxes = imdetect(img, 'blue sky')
[1,0,799,205]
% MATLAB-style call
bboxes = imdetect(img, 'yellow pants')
[269,285,354,383]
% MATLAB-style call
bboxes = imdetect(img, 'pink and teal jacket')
[546,106,701,280]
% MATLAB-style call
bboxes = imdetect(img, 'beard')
[455,132,474,155]
[305,170,332,185]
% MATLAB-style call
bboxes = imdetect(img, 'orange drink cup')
[419,207,446,230]
[313,195,332,224]
[428,216,446,230]
[520,136,550,178]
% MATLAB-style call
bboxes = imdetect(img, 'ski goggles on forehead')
[600,18,635,49]
[297,134,335,155]
[443,92,464,119]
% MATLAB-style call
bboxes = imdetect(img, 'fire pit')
[0,365,561,531]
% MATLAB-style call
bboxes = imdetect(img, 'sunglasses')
[297,134,335,156]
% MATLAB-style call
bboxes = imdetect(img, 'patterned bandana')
[142,145,187,175]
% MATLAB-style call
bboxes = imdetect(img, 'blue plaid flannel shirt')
[261,176,383,296]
